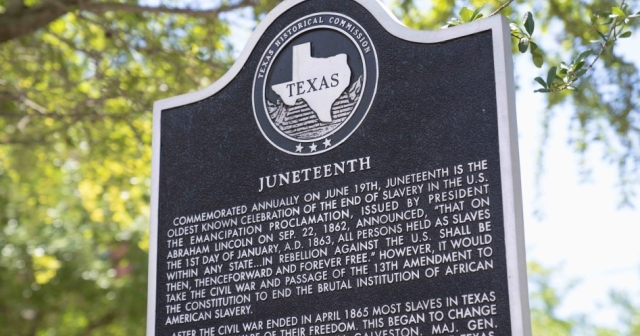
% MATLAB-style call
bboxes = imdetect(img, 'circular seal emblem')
[253,12,378,155]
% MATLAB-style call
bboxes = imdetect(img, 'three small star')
[295,138,331,153]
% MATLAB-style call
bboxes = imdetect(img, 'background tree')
[610,288,640,335]
[527,261,632,336]
[0,0,638,334]
[0,0,279,333]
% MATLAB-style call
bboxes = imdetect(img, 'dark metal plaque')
[148,1,530,336]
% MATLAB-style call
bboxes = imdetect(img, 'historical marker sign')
[148,1,531,336]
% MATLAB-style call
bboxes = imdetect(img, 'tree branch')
[547,0,627,92]
[80,311,117,336]
[80,0,256,17]
[583,1,625,73]
[0,0,256,43]
[0,0,74,43]
[0,110,121,145]
[6,0,26,15]
[491,0,515,16]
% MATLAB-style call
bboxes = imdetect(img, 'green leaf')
[530,42,544,68]
[534,88,550,93]
[534,77,547,89]
[558,68,568,78]
[509,23,520,32]
[470,4,485,21]
[547,66,557,87]
[532,54,544,68]
[612,7,625,17]
[573,61,585,71]
[576,49,593,63]
[523,12,535,35]
[459,7,473,22]
[518,37,530,53]
[530,41,541,53]
[574,69,587,78]
[560,62,570,70]
[619,31,632,38]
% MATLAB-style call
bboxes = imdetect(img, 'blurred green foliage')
[0,0,638,334]
[393,0,640,205]
[528,261,587,336]
[528,261,640,336]
[0,0,279,334]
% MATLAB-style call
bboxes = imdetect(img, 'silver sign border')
[148,0,530,335]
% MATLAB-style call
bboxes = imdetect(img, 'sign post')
[148,1,530,335]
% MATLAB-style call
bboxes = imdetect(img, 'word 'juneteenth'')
[258,157,371,192]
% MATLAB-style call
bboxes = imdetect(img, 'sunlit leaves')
[528,262,580,334]
[443,4,485,28]
[0,1,274,334]
[436,1,638,96]
[534,2,639,94]
[610,290,640,335]
[459,7,474,22]
[534,49,593,92]
[32,254,62,284]
[611,6,626,18]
